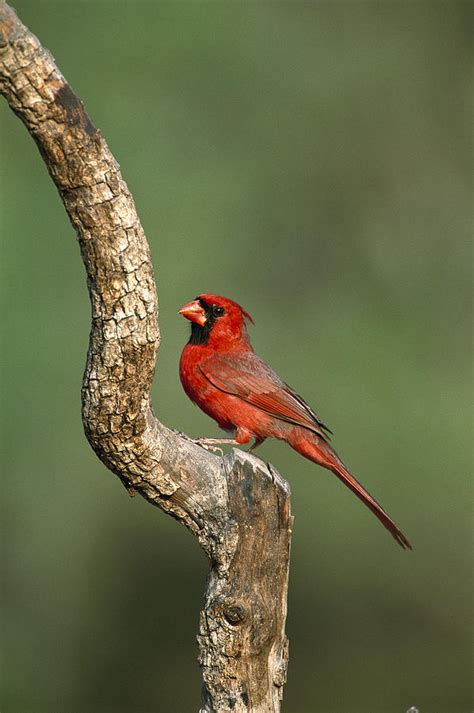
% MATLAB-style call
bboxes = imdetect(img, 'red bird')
[179,294,411,549]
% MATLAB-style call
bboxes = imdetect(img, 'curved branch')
[0,4,292,711]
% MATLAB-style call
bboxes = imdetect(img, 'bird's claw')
[192,438,224,456]
[171,430,229,456]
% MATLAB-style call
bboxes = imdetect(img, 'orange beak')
[178,299,207,326]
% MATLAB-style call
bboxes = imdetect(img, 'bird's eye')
[212,305,225,317]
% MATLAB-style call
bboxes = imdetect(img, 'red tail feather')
[289,430,412,550]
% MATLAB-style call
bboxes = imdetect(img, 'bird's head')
[179,294,254,348]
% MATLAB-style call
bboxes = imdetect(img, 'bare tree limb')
[0,4,292,710]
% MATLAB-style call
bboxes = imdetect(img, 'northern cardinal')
[179,294,411,549]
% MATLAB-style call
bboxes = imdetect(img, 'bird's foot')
[170,430,239,456]
[191,437,240,456]
[171,429,260,455]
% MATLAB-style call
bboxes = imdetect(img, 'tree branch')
[0,4,292,710]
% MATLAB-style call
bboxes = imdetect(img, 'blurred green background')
[1,2,472,712]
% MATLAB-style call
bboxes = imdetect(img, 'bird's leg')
[193,437,241,446]
[192,437,245,455]
[190,438,237,457]
[192,428,252,455]
[169,430,232,455]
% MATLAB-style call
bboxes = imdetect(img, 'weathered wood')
[0,4,293,710]
[199,452,291,712]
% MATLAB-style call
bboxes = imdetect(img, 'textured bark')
[0,4,292,711]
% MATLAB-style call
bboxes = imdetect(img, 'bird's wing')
[199,352,333,439]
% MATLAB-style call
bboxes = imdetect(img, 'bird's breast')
[180,345,247,432]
